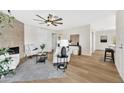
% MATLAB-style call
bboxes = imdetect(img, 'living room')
[0,10,123,83]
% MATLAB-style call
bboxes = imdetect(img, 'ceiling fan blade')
[39,22,45,24]
[54,18,63,21]
[33,19,44,21]
[52,23,57,26]
[54,16,58,19]
[53,22,63,24]
[36,15,47,21]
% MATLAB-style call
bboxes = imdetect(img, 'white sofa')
[25,44,41,56]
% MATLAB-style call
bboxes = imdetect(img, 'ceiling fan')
[33,14,63,26]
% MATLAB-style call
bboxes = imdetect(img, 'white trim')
[115,63,124,82]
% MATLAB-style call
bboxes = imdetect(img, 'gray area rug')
[0,57,64,83]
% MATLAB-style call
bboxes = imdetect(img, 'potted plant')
[0,48,12,79]
[0,11,14,29]
[38,44,46,62]
[40,44,46,54]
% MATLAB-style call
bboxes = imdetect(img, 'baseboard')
[96,49,105,51]
[82,53,92,56]
[115,63,124,82]
[120,72,124,82]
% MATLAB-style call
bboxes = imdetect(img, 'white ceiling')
[3,10,116,30]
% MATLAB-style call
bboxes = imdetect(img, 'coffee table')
[36,52,48,64]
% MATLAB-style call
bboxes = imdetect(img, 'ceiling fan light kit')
[34,14,63,26]
[47,21,51,26]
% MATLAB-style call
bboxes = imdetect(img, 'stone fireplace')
[8,46,19,55]
[0,19,24,61]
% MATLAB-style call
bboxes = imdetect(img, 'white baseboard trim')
[82,52,92,56]
[120,72,124,82]
[115,63,124,82]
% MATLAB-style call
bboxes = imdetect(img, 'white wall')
[24,24,55,52]
[52,33,57,51]
[57,25,92,56]
[92,15,116,31]
[95,30,116,50]
[116,11,124,81]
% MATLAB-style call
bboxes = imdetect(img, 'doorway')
[70,34,79,45]
[52,33,57,52]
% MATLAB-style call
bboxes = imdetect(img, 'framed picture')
[100,35,107,43]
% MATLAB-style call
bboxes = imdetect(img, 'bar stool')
[104,48,115,63]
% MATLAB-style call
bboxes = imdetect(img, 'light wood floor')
[17,51,123,83]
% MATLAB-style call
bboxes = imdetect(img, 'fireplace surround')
[8,47,19,55]
[0,19,24,60]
